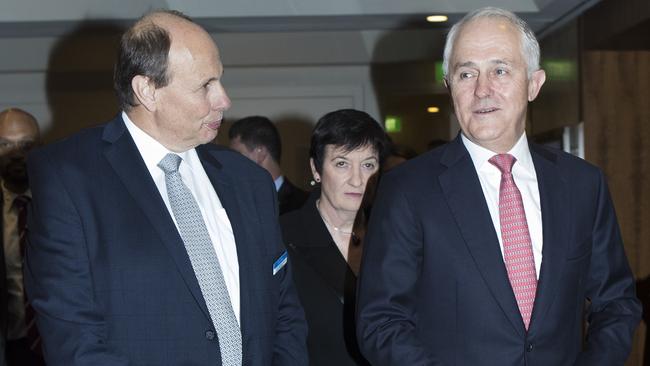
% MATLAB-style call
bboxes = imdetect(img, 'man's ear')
[252,146,268,165]
[527,69,546,102]
[131,75,156,111]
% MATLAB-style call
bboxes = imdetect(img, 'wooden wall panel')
[583,51,650,366]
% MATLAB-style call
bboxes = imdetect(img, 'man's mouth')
[474,107,499,114]
[206,121,221,130]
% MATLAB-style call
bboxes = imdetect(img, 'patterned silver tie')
[158,153,242,366]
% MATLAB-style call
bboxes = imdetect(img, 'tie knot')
[158,153,182,174]
[489,153,516,174]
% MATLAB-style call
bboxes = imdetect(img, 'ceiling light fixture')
[427,106,440,113]
[426,15,448,23]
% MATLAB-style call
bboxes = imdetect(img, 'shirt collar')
[274,175,284,192]
[122,111,196,172]
[461,132,535,175]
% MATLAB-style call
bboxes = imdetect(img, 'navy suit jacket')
[24,116,308,365]
[356,135,641,366]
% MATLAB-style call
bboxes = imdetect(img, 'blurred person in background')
[0,108,43,366]
[229,116,308,214]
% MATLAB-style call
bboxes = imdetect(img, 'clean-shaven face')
[152,23,231,152]
[448,17,545,153]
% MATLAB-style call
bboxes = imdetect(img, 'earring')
[310,177,321,186]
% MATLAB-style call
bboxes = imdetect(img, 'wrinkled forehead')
[0,116,40,140]
[451,18,523,65]
[456,17,520,47]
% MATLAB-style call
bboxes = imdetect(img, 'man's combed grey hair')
[442,7,541,81]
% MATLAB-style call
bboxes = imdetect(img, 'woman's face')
[312,144,379,214]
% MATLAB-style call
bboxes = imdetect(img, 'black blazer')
[281,193,368,366]
[277,178,309,215]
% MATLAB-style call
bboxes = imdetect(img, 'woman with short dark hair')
[280,109,388,365]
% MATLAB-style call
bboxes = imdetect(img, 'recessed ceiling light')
[426,15,448,23]
[427,106,440,113]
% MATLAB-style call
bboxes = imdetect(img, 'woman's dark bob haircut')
[309,109,389,174]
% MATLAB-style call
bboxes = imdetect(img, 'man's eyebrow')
[491,59,510,66]
[452,59,512,71]
[453,61,477,70]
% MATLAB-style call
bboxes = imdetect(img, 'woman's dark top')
[280,192,369,366]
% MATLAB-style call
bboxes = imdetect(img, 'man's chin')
[200,130,219,144]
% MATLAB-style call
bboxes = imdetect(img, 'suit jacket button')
[526,342,534,352]
[205,330,216,340]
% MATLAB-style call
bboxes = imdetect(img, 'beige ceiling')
[1,0,600,36]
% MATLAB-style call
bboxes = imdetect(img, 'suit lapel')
[101,117,211,320]
[439,137,525,337]
[196,146,255,356]
[527,144,569,335]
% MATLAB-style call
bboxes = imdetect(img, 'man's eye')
[459,72,474,80]
[495,68,507,76]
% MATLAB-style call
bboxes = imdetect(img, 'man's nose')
[211,84,231,111]
[474,73,492,98]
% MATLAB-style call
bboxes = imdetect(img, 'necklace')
[316,200,355,236]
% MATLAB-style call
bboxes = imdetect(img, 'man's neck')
[265,161,282,181]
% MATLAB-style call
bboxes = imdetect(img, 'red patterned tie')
[489,154,537,330]
[14,195,42,352]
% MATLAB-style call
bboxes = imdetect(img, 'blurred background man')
[229,116,309,215]
[0,108,43,366]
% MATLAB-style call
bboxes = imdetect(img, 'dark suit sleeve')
[574,171,642,365]
[265,179,309,365]
[24,152,129,366]
[356,175,444,365]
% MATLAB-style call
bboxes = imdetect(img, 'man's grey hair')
[442,7,541,82]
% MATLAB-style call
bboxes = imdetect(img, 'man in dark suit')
[356,7,641,366]
[24,10,307,365]
[0,108,43,366]
[229,116,309,215]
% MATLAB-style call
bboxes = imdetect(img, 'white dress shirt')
[123,112,241,323]
[462,133,543,278]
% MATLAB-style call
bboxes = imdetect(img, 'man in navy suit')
[24,10,307,365]
[356,7,641,366]
[228,116,309,215]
